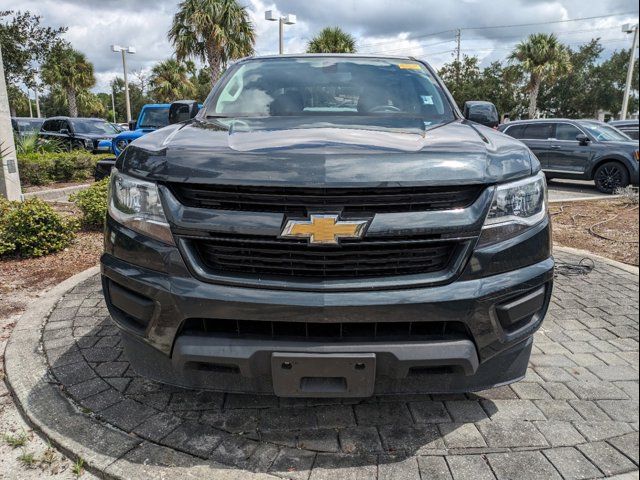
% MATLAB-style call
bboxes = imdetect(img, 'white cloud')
[3,0,637,92]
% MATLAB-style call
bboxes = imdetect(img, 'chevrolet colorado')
[101,55,553,397]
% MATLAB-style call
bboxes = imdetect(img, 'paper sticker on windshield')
[421,95,434,105]
[398,63,421,70]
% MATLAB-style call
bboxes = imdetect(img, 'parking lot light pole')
[111,89,117,123]
[265,11,296,54]
[621,23,639,120]
[111,45,136,122]
[0,44,22,201]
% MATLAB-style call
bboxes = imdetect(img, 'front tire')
[594,161,629,194]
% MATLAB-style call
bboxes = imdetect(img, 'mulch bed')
[551,198,639,266]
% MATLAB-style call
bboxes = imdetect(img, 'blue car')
[96,101,200,180]
[111,103,171,156]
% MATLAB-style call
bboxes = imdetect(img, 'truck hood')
[120,116,537,186]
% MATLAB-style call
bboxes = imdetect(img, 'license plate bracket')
[271,352,376,397]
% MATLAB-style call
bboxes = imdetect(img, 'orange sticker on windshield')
[398,63,421,70]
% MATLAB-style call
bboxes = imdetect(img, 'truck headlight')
[84,138,94,149]
[108,170,174,245]
[478,171,547,246]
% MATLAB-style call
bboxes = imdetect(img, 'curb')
[4,266,277,480]
[548,194,622,204]
[23,183,91,202]
[554,245,639,275]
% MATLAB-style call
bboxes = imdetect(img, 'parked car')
[111,101,201,156]
[101,55,553,398]
[499,118,639,193]
[39,117,118,153]
[111,104,170,156]
[96,101,201,180]
[11,117,44,137]
[609,119,639,140]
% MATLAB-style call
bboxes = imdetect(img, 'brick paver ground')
[41,252,639,479]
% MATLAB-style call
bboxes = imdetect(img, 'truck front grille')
[181,318,470,342]
[169,183,483,214]
[191,236,457,279]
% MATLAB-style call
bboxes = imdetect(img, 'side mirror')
[128,119,137,131]
[576,133,590,145]
[169,100,199,125]
[60,128,70,135]
[463,101,499,128]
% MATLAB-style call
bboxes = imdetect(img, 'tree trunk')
[528,76,541,119]
[67,87,78,117]
[206,42,223,87]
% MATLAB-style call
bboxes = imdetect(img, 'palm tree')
[41,42,95,117]
[509,33,571,118]
[169,0,255,85]
[149,59,197,102]
[307,27,357,54]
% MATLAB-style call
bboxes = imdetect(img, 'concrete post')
[0,45,22,201]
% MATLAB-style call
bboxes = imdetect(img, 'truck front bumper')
[101,216,553,397]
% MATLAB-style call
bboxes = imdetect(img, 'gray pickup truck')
[101,55,553,397]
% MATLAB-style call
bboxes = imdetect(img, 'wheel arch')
[587,156,631,180]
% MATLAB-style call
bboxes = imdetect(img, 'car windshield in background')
[206,57,455,126]
[138,108,170,128]
[17,119,44,134]
[72,120,119,135]
[579,121,631,142]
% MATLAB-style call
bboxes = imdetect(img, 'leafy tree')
[192,68,213,102]
[149,59,197,103]
[0,10,66,116]
[110,77,149,122]
[438,56,526,118]
[6,84,30,116]
[39,87,106,118]
[307,27,357,53]
[41,42,95,117]
[538,39,603,118]
[169,0,255,85]
[509,33,571,118]
[478,62,527,119]
[438,55,483,109]
[0,10,66,88]
[591,48,639,118]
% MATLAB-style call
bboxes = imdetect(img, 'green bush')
[0,198,78,258]
[17,152,111,186]
[0,198,14,256]
[71,178,109,229]
[16,153,55,185]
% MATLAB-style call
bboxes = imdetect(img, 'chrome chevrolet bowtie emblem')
[281,214,369,245]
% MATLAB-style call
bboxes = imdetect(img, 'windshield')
[579,121,631,142]
[71,119,119,135]
[17,119,44,133]
[138,107,170,129]
[206,57,455,125]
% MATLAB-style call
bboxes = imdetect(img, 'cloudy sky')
[3,0,639,93]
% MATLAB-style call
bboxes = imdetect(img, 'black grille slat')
[193,238,456,279]
[182,318,470,342]
[170,184,483,213]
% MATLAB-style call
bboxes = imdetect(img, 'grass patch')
[72,457,85,477]
[18,450,38,468]
[4,431,28,448]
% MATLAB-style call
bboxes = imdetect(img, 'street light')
[620,23,639,120]
[265,10,296,55]
[111,45,136,122]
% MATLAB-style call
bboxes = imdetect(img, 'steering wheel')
[369,105,401,113]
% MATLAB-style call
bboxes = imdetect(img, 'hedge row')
[17,152,112,186]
